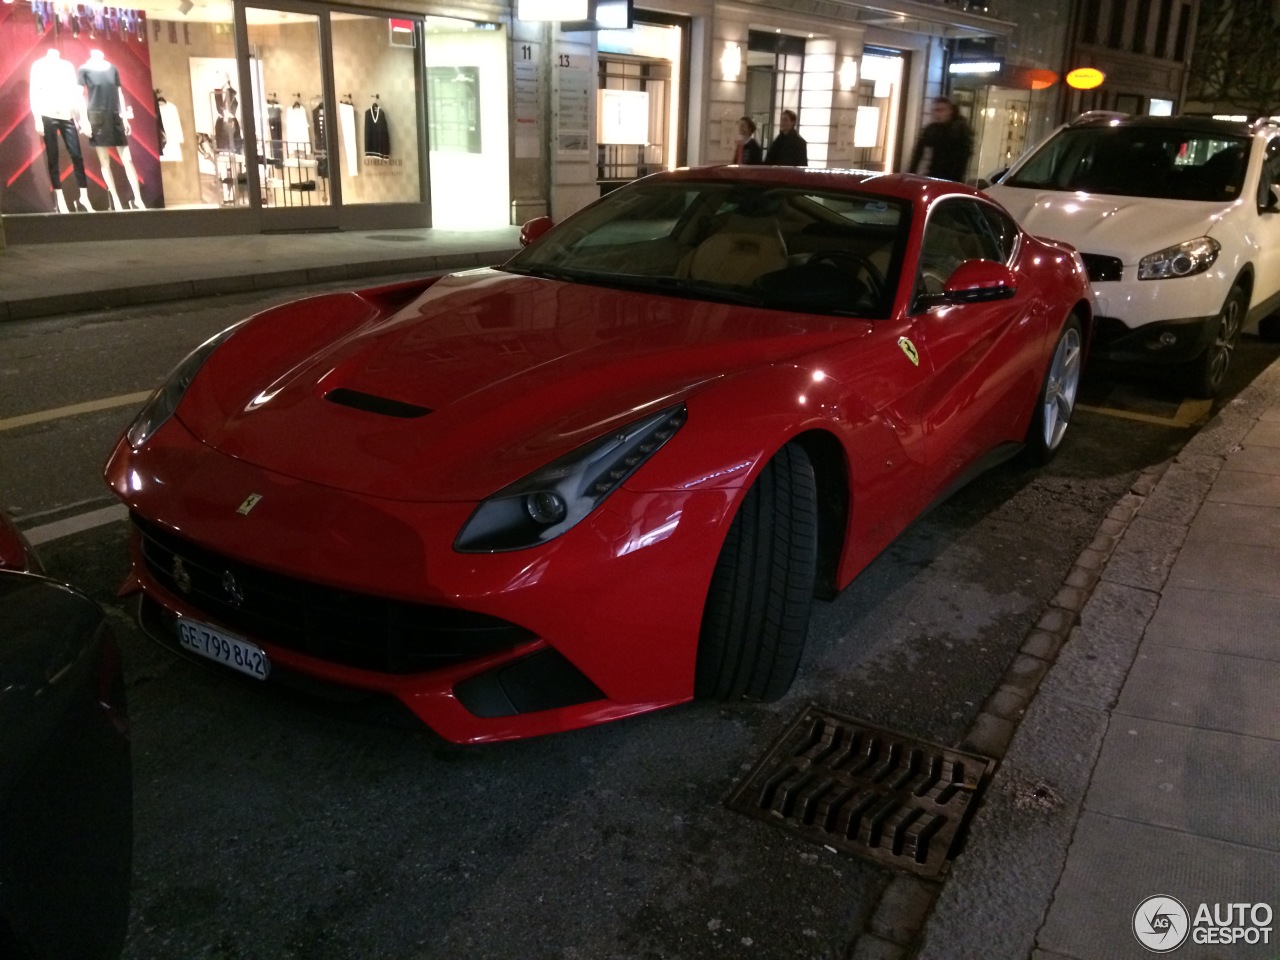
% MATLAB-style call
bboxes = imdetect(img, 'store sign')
[1066,67,1106,90]
[948,60,1001,76]
[598,88,648,144]
[388,18,416,48]
[516,0,589,21]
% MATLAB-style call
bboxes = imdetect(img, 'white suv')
[986,114,1280,396]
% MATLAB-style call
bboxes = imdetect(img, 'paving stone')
[1038,813,1280,960]
[1085,716,1280,851]
[1164,541,1280,597]
[961,712,1017,757]
[1099,517,1186,592]
[1038,583,1158,713]
[984,686,1030,722]
[1020,629,1066,662]
[1064,566,1101,592]
[1243,419,1280,448]
[1138,456,1222,527]
[1204,470,1280,508]
[868,875,939,945]
[1051,584,1088,613]
[1117,646,1280,739]
[1222,443,1280,476]
[1186,500,1280,546]
[1144,587,1280,661]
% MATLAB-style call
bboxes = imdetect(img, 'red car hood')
[179,269,867,501]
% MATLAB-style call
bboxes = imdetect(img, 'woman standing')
[734,117,762,165]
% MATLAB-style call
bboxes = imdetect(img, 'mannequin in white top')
[29,49,91,213]
[77,49,146,210]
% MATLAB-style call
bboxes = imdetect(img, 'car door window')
[916,199,1003,301]
[1259,138,1280,210]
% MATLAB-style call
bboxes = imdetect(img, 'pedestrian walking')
[734,117,763,164]
[765,109,808,167]
[909,96,973,182]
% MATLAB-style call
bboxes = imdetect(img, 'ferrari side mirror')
[520,216,555,247]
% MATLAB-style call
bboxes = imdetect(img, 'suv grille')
[135,515,534,674]
[1080,253,1123,282]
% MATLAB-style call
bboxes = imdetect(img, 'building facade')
[1,0,1013,245]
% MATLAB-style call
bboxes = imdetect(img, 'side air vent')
[324,388,431,419]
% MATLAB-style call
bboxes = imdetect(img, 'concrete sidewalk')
[916,357,1280,959]
[0,225,522,322]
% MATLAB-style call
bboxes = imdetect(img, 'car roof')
[1068,113,1255,139]
[653,165,985,204]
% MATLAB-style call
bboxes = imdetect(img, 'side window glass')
[916,200,995,300]
[977,203,1019,261]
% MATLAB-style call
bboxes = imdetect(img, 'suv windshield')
[1004,126,1251,202]
[504,181,910,318]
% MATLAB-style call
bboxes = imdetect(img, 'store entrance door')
[243,5,338,230]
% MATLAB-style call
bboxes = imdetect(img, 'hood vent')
[324,388,432,419]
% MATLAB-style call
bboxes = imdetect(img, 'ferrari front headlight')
[126,322,242,448]
[1137,237,1220,280]
[454,403,687,553]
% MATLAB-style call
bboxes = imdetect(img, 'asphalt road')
[2,290,1276,960]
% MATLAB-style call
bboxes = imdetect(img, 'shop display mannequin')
[76,49,146,210]
[29,49,91,213]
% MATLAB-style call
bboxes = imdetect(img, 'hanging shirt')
[159,100,184,161]
[338,102,358,177]
[29,54,80,121]
[284,104,310,151]
[364,104,390,160]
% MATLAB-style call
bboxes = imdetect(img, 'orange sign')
[1066,67,1106,90]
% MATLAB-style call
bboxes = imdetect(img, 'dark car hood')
[180,269,868,501]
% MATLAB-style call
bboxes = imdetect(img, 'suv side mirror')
[520,216,555,247]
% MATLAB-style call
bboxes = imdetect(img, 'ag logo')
[1133,895,1189,952]
[897,336,920,367]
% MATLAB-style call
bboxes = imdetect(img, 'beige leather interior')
[685,216,788,286]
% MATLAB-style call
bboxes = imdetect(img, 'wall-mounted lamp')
[839,57,859,91]
[721,41,742,81]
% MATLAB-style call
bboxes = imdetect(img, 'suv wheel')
[1186,284,1245,398]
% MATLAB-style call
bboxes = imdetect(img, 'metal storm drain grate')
[726,705,995,878]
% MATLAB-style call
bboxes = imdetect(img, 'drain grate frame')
[726,704,996,878]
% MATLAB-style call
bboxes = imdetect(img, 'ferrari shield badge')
[236,493,263,516]
[897,337,920,367]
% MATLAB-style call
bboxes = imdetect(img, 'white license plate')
[176,617,271,681]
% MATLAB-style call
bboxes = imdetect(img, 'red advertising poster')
[1,1,163,214]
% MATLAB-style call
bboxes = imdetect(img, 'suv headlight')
[127,323,243,448]
[1137,237,1220,280]
[455,404,687,553]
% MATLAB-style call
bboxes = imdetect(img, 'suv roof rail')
[1070,110,1130,125]
[1251,115,1280,133]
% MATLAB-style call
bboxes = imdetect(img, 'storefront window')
[4,0,443,225]
[424,18,508,228]
[2,0,225,214]
[596,21,682,190]
[332,13,421,204]
[245,8,329,208]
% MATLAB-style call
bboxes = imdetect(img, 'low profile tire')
[1025,314,1084,464]
[1186,284,1246,399]
[695,443,818,702]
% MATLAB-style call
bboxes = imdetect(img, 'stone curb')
[841,454,1174,960]
[0,247,519,323]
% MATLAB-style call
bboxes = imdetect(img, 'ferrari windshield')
[504,181,910,318]
[1003,126,1251,202]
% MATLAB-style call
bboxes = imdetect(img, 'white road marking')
[0,391,151,432]
[24,504,129,546]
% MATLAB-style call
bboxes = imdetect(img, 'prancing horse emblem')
[236,493,263,516]
[897,336,920,367]
[222,570,245,608]
[171,556,192,594]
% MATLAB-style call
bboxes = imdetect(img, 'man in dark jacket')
[909,97,972,182]
[765,109,808,166]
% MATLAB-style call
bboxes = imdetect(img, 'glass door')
[244,7,333,220]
